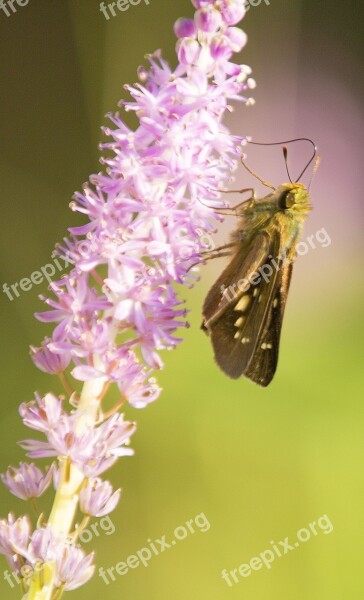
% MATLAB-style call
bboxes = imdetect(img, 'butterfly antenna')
[249,138,317,182]
[282,146,293,183]
[240,156,275,190]
[294,140,317,181]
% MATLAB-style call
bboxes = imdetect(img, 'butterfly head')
[276,182,311,215]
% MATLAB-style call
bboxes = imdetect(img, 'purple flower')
[0,514,31,571]
[1,463,54,501]
[55,544,95,591]
[224,26,247,52]
[219,0,246,25]
[35,275,110,339]
[176,37,201,65]
[19,413,136,474]
[82,454,120,479]
[174,18,197,38]
[30,0,252,405]
[195,5,222,32]
[30,337,71,374]
[19,393,63,433]
[26,527,95,591]
[95,414,136,458]
[19,417,95,462]
[79,478,121,517]
[72,347,161,408]
[27,525,59,564]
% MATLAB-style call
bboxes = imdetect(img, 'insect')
[201,138,319,387]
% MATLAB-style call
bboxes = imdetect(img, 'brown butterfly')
[202,139,319,386]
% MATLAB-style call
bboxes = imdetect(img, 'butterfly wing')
[202,232,270,329]
[203,229,293,386]
[243,258,293,386]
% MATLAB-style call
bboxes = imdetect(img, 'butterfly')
[201,139,319,386]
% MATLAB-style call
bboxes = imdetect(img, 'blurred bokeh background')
[0,0,363,598]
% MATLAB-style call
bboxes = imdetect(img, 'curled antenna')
[248,138,317,183]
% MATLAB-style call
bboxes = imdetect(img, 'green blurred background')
[0,0,363,598]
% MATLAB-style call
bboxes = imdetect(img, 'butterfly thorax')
[233,182,311,253]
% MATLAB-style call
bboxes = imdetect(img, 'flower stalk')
[1,1,254,597]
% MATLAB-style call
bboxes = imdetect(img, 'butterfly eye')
[278,190,295,210]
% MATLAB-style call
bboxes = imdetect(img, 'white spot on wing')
[234,295,250,312]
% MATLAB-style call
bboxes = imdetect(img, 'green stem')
[70,515,90,541]
[58,372,74,397]
[51,584,65,600]
[27,372,108,600]
[30,497,40,519]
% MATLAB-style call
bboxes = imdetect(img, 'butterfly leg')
[199,242,236,259]
[220,187,255,196]
[212,188,255,215]
[199,250,233,262]
[186,244,236,272]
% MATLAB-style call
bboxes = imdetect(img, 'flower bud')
[225,26,247,52]
[174,18,197,39]
[219,0,246,26]
[79,478,121,517]
[176,38,200,65]
[195,6,222,33]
